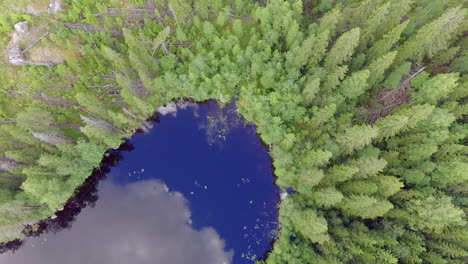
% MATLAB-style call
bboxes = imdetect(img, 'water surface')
[0,101,279,264]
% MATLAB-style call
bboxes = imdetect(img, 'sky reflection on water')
[0,180,233,264]
[0,101,279,264]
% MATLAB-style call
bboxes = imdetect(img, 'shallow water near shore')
[0,101,280,264]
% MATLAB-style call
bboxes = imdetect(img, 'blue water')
[0,101,279,264]
[113,101,280,262]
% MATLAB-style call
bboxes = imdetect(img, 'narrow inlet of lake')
[0,101,280,264]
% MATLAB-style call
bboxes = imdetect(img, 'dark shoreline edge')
[0,99,282,262]
[0,140,134,254]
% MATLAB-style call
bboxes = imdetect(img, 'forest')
[0,0,467,263]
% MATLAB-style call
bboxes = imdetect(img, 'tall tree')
[324,28,361,70]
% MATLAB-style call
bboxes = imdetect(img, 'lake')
[0,100,280,264]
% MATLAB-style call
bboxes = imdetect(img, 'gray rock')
[48,0,64,13]
[0,158,18,172]
[14,21,29,34]
[158,102,177,116]
[7,47,26,65]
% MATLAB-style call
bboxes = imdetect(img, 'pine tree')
[324,28,361,70]
[339,180,379,195]
[412,73,459,104]
[311,187,344,208]
[367,21,409,62]
[302,78,321,106]
[15,106,54,133]
[358,2,391,50]
[338,194,393,219]
[318,6,341,39]
[396,6,467,63]
[392,194,465,234]
[371,174,403,198]
[307,30,330,69]
[292,209,330,244]
[309,103,336,128]
[323,164,359,185]
[382,62,412,89]
[427,240,468,258]
[322,65,348,92]
[375,104,434,140]
[338,69,370,99]
[431,161,468,188]
[366,51,397,87]
[351,156,388,179]
[336,124,379,154]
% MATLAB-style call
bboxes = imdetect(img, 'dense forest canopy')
[0,0,467,263]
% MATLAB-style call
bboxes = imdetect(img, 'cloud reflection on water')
[0,180,233,264]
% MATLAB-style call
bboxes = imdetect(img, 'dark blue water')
[0,101,279,264]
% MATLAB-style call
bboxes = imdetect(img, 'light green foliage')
[383,62,411,89]
[336,124,379,154]
[367,21,409,62]
[351,156,388,179]
[324,28,361,70]
[366,51,397,87]
[396,6,466,63]
[338,194,394,219]
[338,69,370,99]
[323,164,359,185]
[318,6,341,38]
[359,2,392,50]
[309,103,336,128]
[302,78,321,106]
[340,179,379,195]
[431,161,468,188]
[0,1,466,263]
[412,73,459,104]
[292,209,330,244]
[393,194,465,234]
[372,175,403,198]
[311,187,344,208]
[375,104,434,140]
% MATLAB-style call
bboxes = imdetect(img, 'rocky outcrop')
[13,21,29,34]
[5,21,61,66]
[0,158,19,172]
[7,47,26,66]
[48,0,64,13]
[32,132,74,145]
[6,21,29,66]
[157,102,178,116]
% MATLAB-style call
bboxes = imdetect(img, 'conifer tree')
[336,124,379,154]
[338,69,370,99]
[367,21,409,62]
[366,51,397,87]
[324,28,361,70]
[338,194,393,219]
[396,6,466,63]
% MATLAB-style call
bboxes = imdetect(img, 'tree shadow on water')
[0,141,135,254]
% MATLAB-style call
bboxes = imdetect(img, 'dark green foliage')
[0,0,466,263]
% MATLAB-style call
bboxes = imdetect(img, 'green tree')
[311,187,344,208]
[338,69,370,99]
[292,209,330,244]
[366,51,397,87]
[412,73,459,104]
[335,124,379,154]
[324,28,361,70]
[338,194,393,219]
[391,194,465,234]
[375,104,434,140]
[367,19,409,63]
[396,6,467,63]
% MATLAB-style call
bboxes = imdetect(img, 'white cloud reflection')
[0,180,233,264]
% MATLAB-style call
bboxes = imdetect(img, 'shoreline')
[0,100,283,262]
